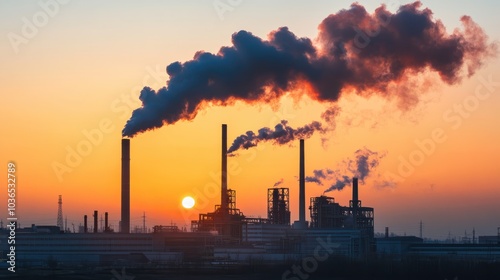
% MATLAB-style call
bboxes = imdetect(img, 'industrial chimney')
[221,124,228,212]
[352,177,359,228]
[352,177,359,204]
[93,210,98,233]
[293,139,307,229]
[299,139,305,224]
[84,215,88,233]
[121,138,130,233]
[104,212,109,232]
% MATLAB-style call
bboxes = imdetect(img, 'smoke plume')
[227,120,325,154]
[321,105,341,128]
[123,2,495,137]
[273,178,284,187]
[305,169,334,185]
[305,147,386,192]
[228,105,340,154]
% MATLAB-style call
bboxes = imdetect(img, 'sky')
[0,0,499,240]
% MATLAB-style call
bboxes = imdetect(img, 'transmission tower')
[57,195,64,230]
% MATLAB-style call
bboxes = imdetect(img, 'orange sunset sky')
[1,0,499,239]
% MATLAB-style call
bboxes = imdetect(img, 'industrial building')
[1,122,499,277]
[2,228,222,267]
[309,178,374,235]
[267,187,291,225]
[189,125,375,260]
[375,235,500,261]
[0,124,377,269]
[0,123,499,280]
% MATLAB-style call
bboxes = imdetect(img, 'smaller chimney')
[105,212,109,232]
[93,210,98,233]
[352,177,359,204]
[352,177,359,228]
[385,227,389,238]
[84,215,88,233]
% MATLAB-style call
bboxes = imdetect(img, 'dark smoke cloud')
[123,2,495,137]
[305,169,334,185]
[321,105,341,128]
[346,148,384,183]
[227,120,325,154]
[327,175,352,192]
[320,105,341,147]
[228,105,340,154]
[305,147,386,192]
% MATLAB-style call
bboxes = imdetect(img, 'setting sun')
[181,196,195,209]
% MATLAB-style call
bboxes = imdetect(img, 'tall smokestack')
[221,124,228,211]
[299,139,305,223]
[84,215,88,233]
[353,177,359,203]
[93,210,98,233]
[352,177,359,228]
[121,138,130,233]
[105,212,109,232]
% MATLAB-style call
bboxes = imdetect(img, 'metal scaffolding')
[309,194,374,236]
[309,196,346,228]
[192,189,246,242]
[267,188,291,225]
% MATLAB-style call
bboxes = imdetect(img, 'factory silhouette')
[1,124,500,279]
[2,1,499,278]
